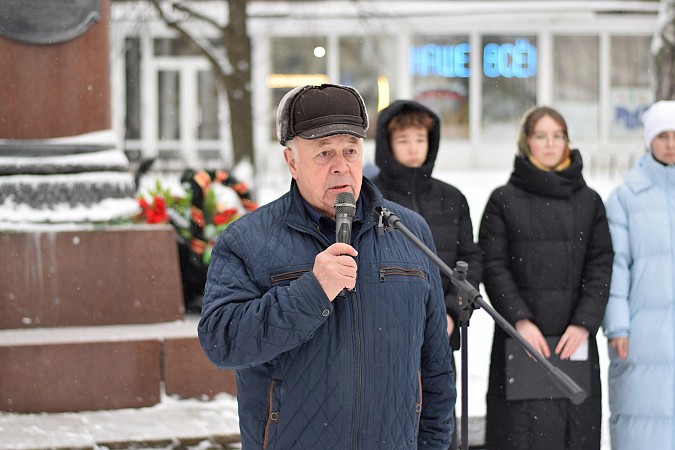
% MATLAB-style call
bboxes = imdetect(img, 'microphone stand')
[375,206,586,450]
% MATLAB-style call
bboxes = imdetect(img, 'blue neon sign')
[484,39,537,78]
[409,39,538,79]
[409,43,470,78]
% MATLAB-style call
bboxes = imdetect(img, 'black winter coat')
[478,151,613,450]
[372,100,482,350]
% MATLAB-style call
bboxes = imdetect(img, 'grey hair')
[285,138,298,157]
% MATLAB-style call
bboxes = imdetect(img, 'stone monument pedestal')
[0,225,184,328]
[0,225,236,413]
[0,0,237,414]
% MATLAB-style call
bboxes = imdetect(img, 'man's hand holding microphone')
[313,192,358,301]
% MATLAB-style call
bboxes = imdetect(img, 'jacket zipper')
[286,216,374,449]
[263,380,278,449]
[352,288,362,450]
[270,269,310,283]
[416,371,423,436]
[379,267,426,281]
[410,171,419,213]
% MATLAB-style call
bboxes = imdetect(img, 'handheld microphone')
[334,192,356,297]
[334,192,356,245]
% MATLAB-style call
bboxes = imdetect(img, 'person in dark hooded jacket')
[371,100,481,450]
[371,100,482,351]
[478,106,613,450]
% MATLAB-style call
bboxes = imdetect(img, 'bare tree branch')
[149,0,254,172]
[150,0,231,75]
[172,0,224,31]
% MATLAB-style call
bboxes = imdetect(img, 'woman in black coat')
[478,106,613,450]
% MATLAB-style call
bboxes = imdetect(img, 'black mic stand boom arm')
[374,206,586,410]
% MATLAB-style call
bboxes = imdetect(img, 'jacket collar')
[286,177,384,234]
[508,149,586,198]
[625,153,675,194]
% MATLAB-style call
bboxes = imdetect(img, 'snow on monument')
[0,0,138,225]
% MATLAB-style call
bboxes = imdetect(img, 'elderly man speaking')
[199,83,456,449]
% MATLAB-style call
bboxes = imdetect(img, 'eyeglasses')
[529,133,567,144]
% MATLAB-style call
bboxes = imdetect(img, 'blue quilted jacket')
[199,177,455,449]
[602,153,675,450]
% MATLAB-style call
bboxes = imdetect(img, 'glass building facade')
[111,1,660,174]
